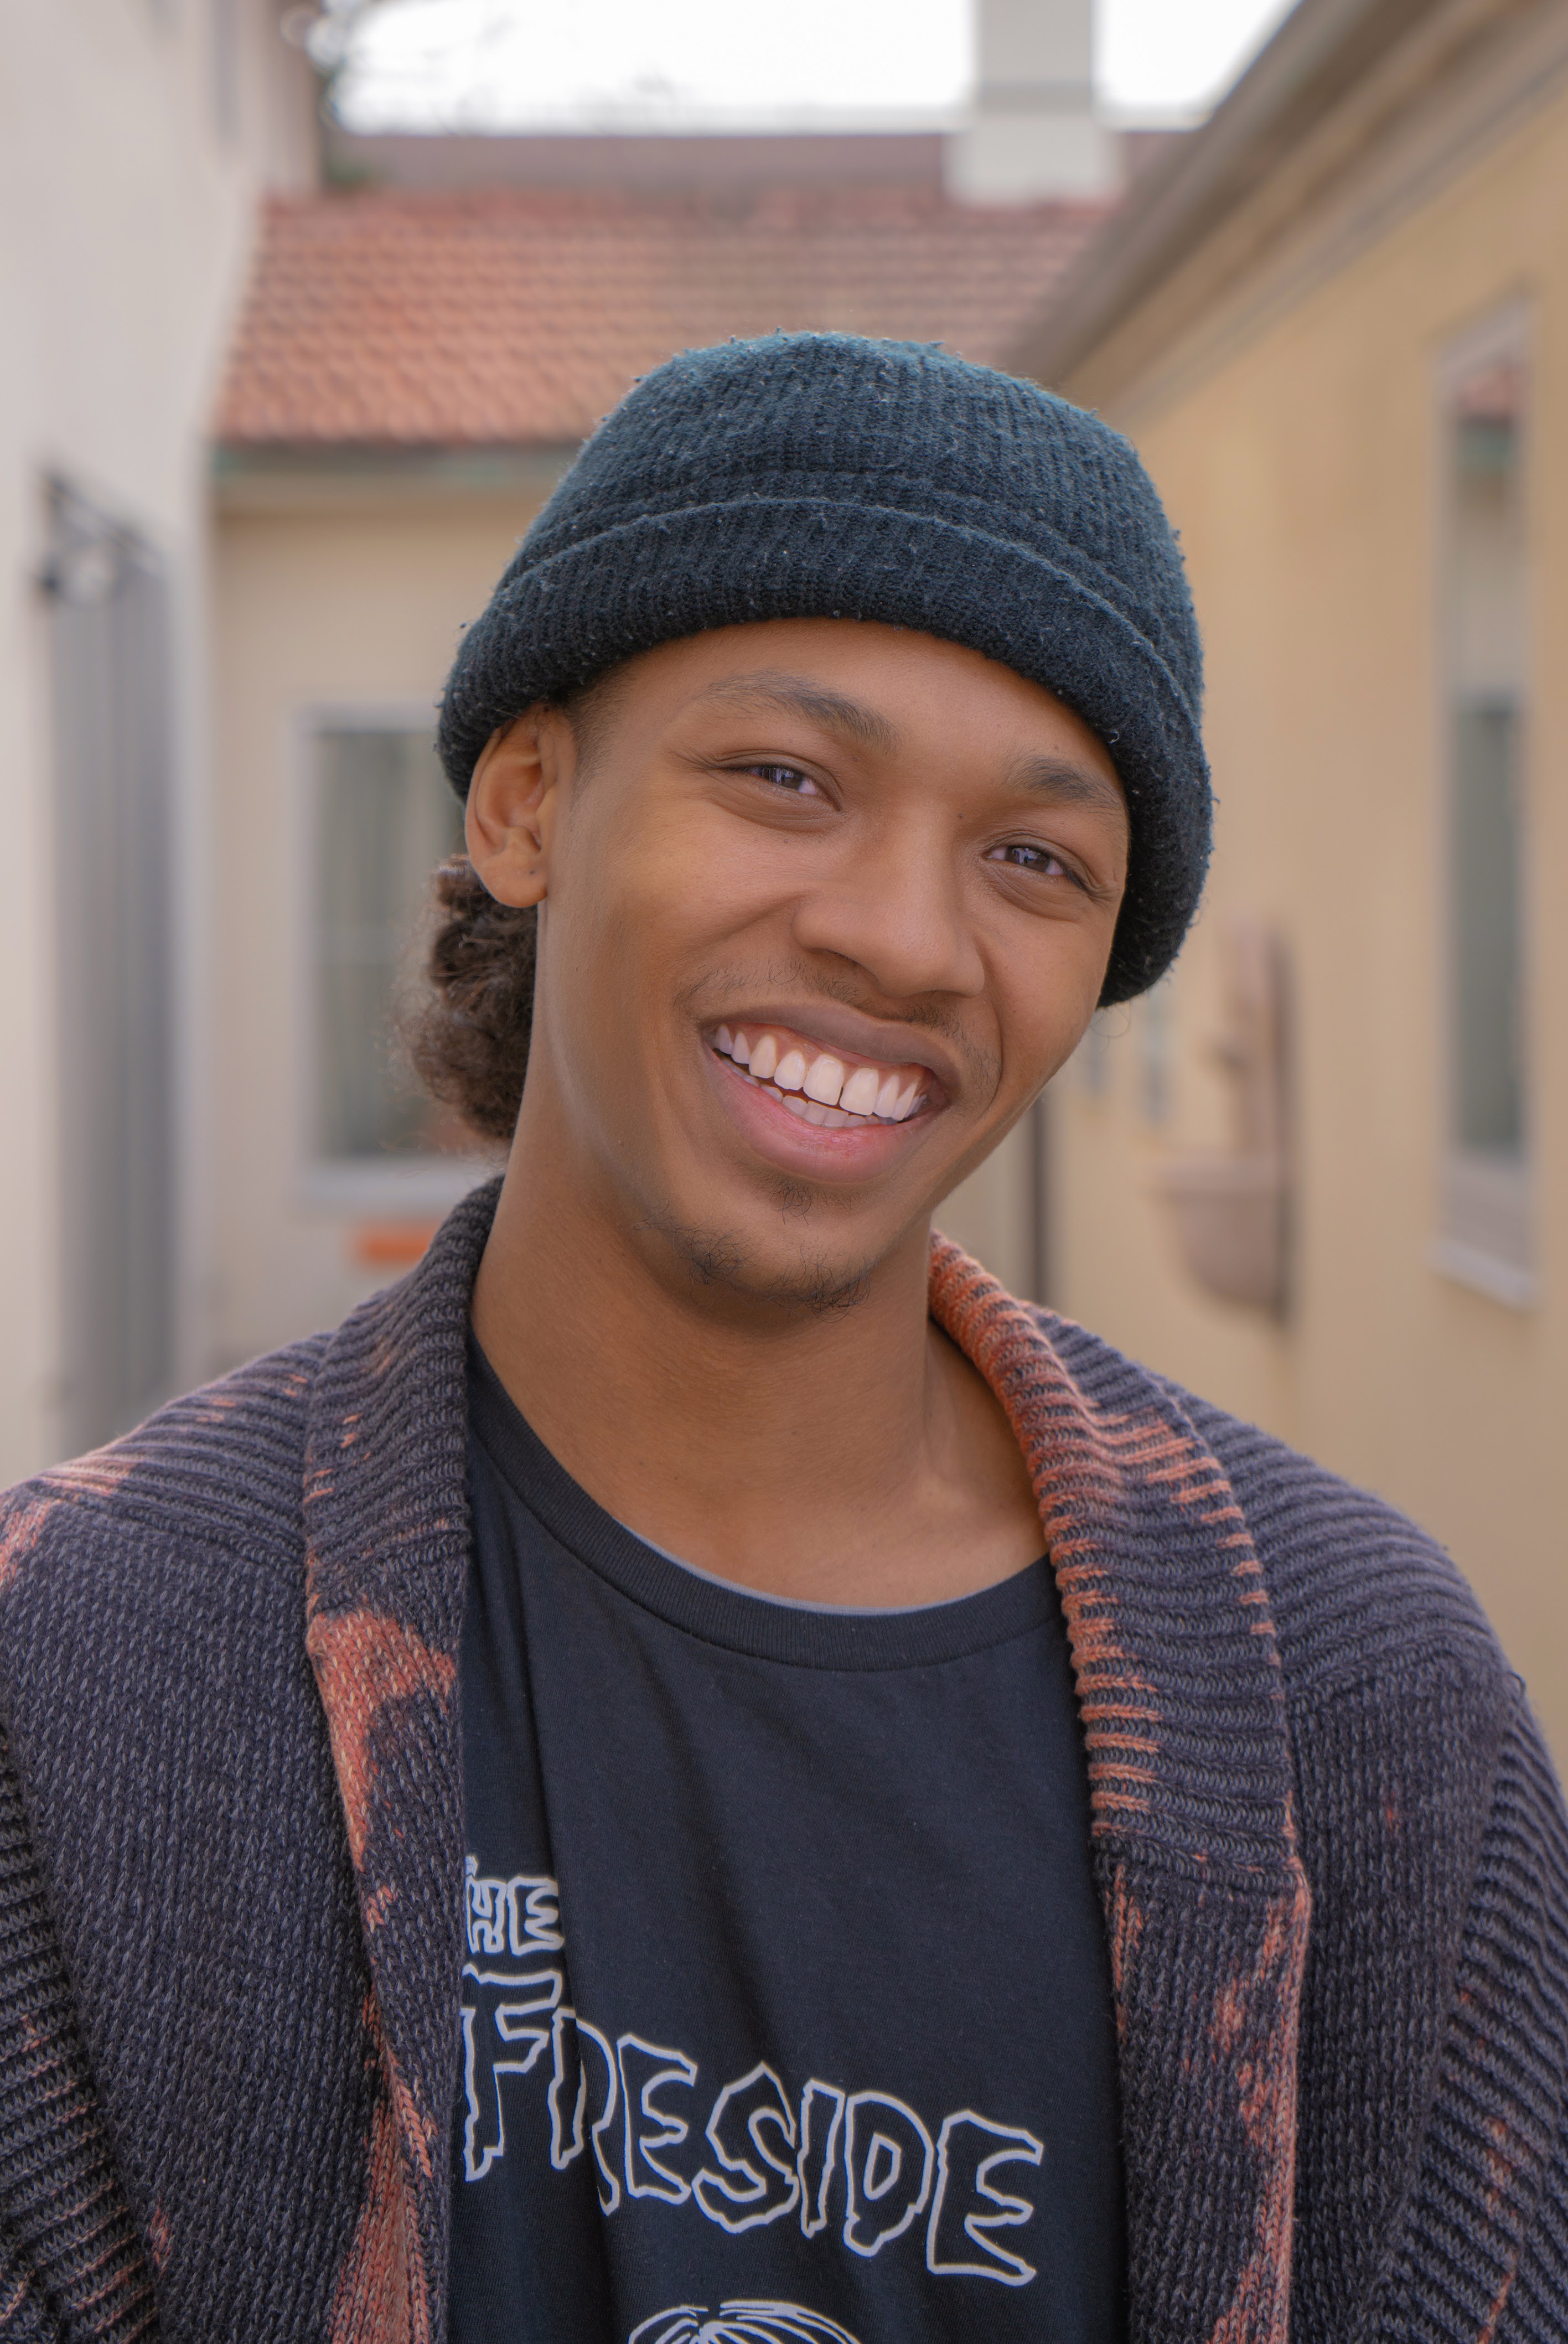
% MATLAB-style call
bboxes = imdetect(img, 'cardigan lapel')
[302,1184,1310,2344]
[930,1235,1312,2344]
[302,1182,498,2344]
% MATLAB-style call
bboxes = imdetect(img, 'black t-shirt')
[451,1342,1125,2344]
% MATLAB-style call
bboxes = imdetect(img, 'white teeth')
[720,1022,928,1130]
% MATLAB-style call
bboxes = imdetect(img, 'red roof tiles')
[215,183,1106,448]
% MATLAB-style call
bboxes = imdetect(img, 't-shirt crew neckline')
[467,1336,1052,1674]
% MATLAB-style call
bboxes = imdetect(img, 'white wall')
[0,0,315,1477]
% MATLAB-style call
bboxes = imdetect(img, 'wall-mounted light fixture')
[1151,918,1290,1315]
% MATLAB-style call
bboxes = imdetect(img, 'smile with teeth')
[712,1023,930,1129]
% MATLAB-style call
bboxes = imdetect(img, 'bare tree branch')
[281,1,393,74]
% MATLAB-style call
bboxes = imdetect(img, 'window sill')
[1429,1236,1538,1312]
[299,1156,499,1218]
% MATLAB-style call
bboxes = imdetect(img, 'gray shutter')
[44,480,177,1452]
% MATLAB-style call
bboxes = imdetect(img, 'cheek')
[531,801,634,1076]
[990,938,1110,1097]
[612,800,796,969]
[546,784,669,958]
[538,798,739,1067]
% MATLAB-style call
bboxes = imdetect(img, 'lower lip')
[702,1046,937,1182]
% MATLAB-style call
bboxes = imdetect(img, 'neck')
[469,1079,1043,1607]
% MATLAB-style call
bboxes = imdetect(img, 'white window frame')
[1430,302,1536,1311]
[292,701,496,1217]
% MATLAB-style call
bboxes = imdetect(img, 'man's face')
[473,618,1129,1312]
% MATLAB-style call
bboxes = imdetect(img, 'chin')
[654,1207,884,1319]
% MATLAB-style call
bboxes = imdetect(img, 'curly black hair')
[406,855,536,1146]
[405,675,621,1143]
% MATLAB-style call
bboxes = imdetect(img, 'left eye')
[990,842,1066,875]
[746,763,821,795]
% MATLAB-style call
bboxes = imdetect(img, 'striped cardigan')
[0,1178,1565,2344]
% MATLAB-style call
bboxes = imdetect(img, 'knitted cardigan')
[0,1181,1565,2344]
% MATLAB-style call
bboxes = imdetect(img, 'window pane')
[1452,700,1522,1152]
[314,727,464,1160]
[1447,356,1526,1164]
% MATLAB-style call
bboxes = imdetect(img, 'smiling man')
[2,336,1567,2344]
[456,618,1129,1616]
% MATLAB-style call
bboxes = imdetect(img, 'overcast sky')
[336,0,1300,133]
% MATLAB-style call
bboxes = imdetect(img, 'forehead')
[609,618,1127,809]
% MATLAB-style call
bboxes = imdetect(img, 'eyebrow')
[1010,752,1127,818]
[694,671,903,759]
[695,672,1126,816]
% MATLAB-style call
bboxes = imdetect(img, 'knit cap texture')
[438,332,1210,1003]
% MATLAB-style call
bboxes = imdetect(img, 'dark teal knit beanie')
[438,332,1209,1003]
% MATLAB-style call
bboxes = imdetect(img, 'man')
[0,335,1564,2344]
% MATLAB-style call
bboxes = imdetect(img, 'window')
[44,481,177,1451]
[1434,312,1533,1305]
[307,716,480,1202]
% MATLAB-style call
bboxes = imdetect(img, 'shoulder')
[1167,1382,1501,1705]
[0,1337,343,1903]
[0,1333,330,1601]
[1037,1308,1508,1712]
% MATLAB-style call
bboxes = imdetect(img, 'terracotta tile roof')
[215,184,1108,447]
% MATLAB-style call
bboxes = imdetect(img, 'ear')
[464,708,568,909]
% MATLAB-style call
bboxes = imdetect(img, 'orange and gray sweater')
[0,1180,1564,2343]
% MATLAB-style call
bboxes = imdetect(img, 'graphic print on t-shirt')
[630,2305,862,2343]
[460,1858,1048,2293]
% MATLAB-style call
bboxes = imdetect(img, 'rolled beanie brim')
[437,335,1211,1004]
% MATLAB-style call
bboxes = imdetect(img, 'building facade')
[1013,0,1568,1751]
[0,0,316,1478]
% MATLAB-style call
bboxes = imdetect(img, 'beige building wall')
[1048,48,1568,1750]
[936,1115,1039,1303]
[0,0,314,1478]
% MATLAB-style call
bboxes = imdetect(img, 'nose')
[789,814,986,1002]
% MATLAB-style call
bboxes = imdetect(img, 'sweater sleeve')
[0,1721,156,2342]
[0,2227,62,2342]
[1371,1693,1568,2340]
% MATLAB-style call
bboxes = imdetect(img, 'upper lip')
[706,1001,964,1099]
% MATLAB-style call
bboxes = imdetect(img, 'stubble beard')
[641,1186,881,1319]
